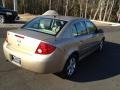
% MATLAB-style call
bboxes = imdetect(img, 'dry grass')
[19,13,39,22]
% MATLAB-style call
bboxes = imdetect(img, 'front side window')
[71,25,78,36]
[22,17,67,35]
[74,22,87,36]
[86,21,97,34]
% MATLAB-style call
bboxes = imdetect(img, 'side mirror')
[96,29,103,33]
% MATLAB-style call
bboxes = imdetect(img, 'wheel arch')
[61,50,79,71]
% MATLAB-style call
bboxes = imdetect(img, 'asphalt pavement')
[0,22,120,90]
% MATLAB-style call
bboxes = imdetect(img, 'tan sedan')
[3,15,105,78]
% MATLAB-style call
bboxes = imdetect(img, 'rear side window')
[86,21,97,34]
[22,17,67,35]
[74,22,87,36]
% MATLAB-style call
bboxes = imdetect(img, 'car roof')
[38,15,90,22]
[37,10,91,22]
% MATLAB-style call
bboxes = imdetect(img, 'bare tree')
[117,3,120,22]
[99,0,105,20]
[13,0,18,11]
[107,0,115,21]
[103,0,110,21]
[4,0,120,22]
[93,0,102,20]
[2,0,5,7]
[23,0,25,13]
[56,0,60,11]
[89,9,93,19]
[78,0,82,17]
[65,0,69,16]
[69,0,75,12]
[85,0,88,18]
[89,0,95,19]
[49,0,52,10]
[79,0,85,18]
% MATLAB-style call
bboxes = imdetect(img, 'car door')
[72,20,91,57]
[85,21,100,51]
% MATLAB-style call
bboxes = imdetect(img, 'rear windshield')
[22,17,67,35]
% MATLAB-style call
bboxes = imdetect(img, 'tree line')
[1,0,120,22]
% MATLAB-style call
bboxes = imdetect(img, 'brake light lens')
[35,42,56,55]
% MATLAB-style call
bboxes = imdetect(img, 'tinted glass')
[71,25,77,36]
[22,17,67,35]
[75,22,87,36]
[86,21,97,34]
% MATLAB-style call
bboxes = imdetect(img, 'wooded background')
[0,0,120,22]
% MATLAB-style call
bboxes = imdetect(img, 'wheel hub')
[0,15,4,24]
[67,57,76,76]
[100,41,103,51]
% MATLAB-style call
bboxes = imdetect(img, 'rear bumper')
[3,41,65,74]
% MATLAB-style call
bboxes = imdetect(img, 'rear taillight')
[35,42,56,55]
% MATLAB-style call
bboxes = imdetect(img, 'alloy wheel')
[67,57,76,76]
[0,15,4,24]
[99,40,103,51]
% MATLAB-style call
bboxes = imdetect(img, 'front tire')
[0,15,5,24]
[98,40,104,52]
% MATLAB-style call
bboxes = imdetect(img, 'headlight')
[6,12,12,15]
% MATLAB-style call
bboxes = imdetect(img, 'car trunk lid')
[6,29,55,54]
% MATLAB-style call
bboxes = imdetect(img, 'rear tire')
[0,15,5,24]
[62,54,78,79]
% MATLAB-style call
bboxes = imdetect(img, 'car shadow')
[56,41,120,82]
